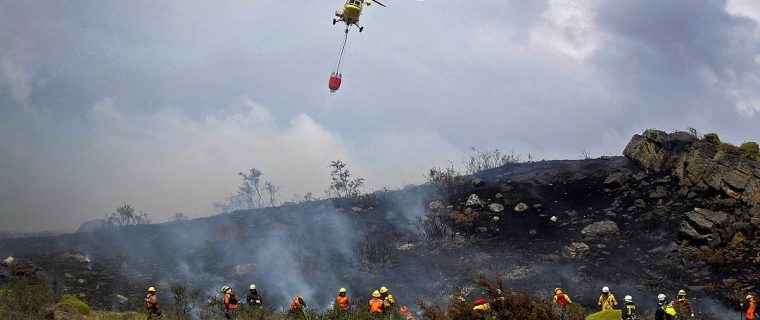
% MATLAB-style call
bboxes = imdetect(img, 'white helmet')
[658,294,666,301]
[624,295,633,303]
[602,286,610,293]
[249,284,256,290]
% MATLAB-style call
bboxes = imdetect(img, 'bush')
[740,142,760,159]
[447,211,479,234]
[718,142,737,153]
[425,165,468,197]
[464,147,522,174]
[586,310,622,320]
[703,132,721,144]
[416,212,452,248]
[56,294,90,315]
[353,236,393,268]
[0,276,54,318]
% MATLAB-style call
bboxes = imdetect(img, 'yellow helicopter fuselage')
[336,0,364,26]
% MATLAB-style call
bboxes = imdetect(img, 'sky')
[1,0,759,232]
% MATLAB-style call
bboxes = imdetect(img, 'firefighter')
[290,295,306,312]
[380,286,395,314]
[656,294,677,320]
[246,284,262,307]
[743,295,757,320]
[598,286,618,311]
[221,286,238,320]
[145,286,160,320]
[621,295,636,320]
[473,298,491,311]
[673,289,694,318]
[335,288,350,310]
[553,288,572,306]
[369,290,384,314]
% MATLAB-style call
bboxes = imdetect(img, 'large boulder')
[581,221,620,240]
[679,208,733,247]
[625,129,760,207]
[604,172,631,189]
[465,194,484,208]
[623,129,695,173]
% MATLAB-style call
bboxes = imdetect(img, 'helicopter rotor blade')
[373,0,387,7]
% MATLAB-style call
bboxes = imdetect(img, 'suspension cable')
[335,29,350,73]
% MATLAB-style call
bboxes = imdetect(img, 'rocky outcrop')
[624,129,760,207]
[675,143,760,205]
[679,208,733,247]
[623,129,696,173]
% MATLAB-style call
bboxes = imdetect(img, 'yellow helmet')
[380,286,389,293]
[221,286,230,293]
[372,290,382,298]
[147,287,156,292]
[678,289,686,296]
[339,288,347,293]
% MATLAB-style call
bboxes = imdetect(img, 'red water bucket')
[329,73,342,92]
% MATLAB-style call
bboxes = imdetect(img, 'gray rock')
[679,208,732,247]
[581,221,620,239]
[1,256,14,266]
[563,242,591,258]
[114,294,129,304]
[649,186,669,199]
[624,129,695,172]
[604,172,631,189]
[488,203,505,213]
[514,203,529,212]
[429,200,444,211]
[465,194,484,208]
[472,178,486,187]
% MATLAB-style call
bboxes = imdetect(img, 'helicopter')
[328,0,387,93]
[333,0,386,33]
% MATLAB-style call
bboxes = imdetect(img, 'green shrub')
[0,276,53,317]
[56,294,90,315]
[586,310,622,320]
[740,142,760,159]
[703,132,721,144]
[718,142,738,153]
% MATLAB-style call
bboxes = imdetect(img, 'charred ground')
[1,130,758,319]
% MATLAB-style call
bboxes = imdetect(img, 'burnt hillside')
[1,129,757,319]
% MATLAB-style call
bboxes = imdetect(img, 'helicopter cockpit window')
[350,0,362,6]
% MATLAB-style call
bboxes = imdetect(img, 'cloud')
[0,96,354,231]
[2,0,760,231]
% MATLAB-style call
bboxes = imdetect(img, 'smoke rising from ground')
[3,0,760,231]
